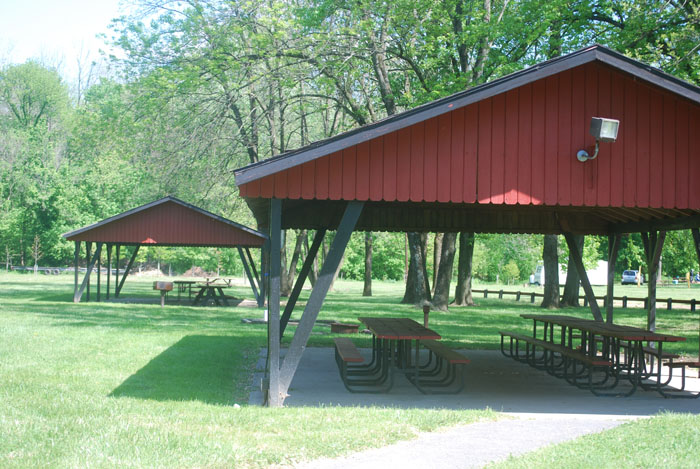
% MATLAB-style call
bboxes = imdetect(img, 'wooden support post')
[115,245,120,297]
[115,245,140,297]
[86,242,92,302]
[245,247,261,293]
[73,242,80,303]
[238,246,260,306]
[106,244,112,300]
[74,243,103,303]
[280,229,326,339]
[606,234,621,323]
[563,232,603,322]
[96,243,102,302]
[641,231,666,332]
[278,202,364,402]
[693,228,700,276]
[267,199,282,407]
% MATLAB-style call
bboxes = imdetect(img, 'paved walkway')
[293,414,626,469]
[253,347,700,468]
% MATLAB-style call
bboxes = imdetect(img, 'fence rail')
[472,289,698,312]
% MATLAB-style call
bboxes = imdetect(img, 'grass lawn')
[2,272,699,467]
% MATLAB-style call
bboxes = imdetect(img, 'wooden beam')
[106,244,112,300]
[642,231,666,332]
[115,245,120,297]
[74,243,103,303]
[97,244,101,302]
[115,245,139,297]
[563,232,603,322]
[280,229,326,339]
[237,246,260,306]
[86,242,92,302]
[245,247,261,292]
[278,202,364,401]
[267,199,282,407]
[73,242,80,303]
[606,234,621,323]
[613,214,700,234]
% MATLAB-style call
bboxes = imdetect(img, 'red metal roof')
[239,61,699,211]
[63,197,267,247]
[233,46,700,234]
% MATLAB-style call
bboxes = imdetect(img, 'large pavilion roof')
[63,197,267,247]
[234,45,700,235]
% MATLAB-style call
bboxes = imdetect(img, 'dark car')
[621,270,643,285]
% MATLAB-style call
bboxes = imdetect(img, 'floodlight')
[576,117,620,162]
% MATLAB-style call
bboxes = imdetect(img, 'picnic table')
[333,317,469,394]
[173,280,196,302]
[191,281,232,306]
[501,314,687,397]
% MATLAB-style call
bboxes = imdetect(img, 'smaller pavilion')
[63,197,267,305]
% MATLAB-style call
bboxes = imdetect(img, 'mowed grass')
[2,272,700,467]
[0,273,494,468]
[489,412,700,468]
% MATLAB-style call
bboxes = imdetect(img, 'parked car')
[621,270,643,285]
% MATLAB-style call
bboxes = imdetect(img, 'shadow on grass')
[110,335,249,405]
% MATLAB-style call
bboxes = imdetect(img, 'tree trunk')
[280,230,290,296]
[432,233,444,294]
[363,232,372,296]
[541,234,560,308]
[454,232,476,306]
[401,232,431,305]
[282,230,305,296]
[431,233,457,311]
[561,235,584,306]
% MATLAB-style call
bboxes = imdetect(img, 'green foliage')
[474,234,541,283]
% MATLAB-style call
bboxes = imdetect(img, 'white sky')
[0,0,126,79]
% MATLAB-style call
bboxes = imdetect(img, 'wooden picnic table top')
[520,314,686,342]
[358,317,441,340]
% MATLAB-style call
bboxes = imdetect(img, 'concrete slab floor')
[274,348,700,418]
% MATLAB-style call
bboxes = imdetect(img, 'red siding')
[239,62,700,210]
[68,201,265,246]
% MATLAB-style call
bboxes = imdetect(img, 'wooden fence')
[472,289,698,312]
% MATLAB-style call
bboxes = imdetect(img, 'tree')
[560,235,584,306]
[363,232,372,296]
[541,234,560,308]
[432,233,457,311]
[454,232,476,306]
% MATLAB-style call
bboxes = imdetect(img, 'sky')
[0,0,125,79]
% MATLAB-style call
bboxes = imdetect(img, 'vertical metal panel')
[530,80,545,205]
[409,122,425,202]
[396,127,411,202]
[544,76,559,206]
[329,149,343,200]
[437,113,452,203]
[260,174,274,198]
[369,136,384,201]
[355,141,370,200]
[636,83,651,207]
[301,161,315,200]
[583,63,598,206]
[609,71,626,206]
[676,101,689,209]
[383,133,397,201]
[594,67,610,206]
[517,84,532,205]
[662,95,676,208]
[570,69,586,206]
[342,147,356,200]
[491,93,506,204]
[423,116,439,202]
[287,165,302,199]
[315,153,330,200]
[623,76,638,207]
[477,99,492,203]
[450,107,465,204]
[463,104,478,203]
[504,90,519,204]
